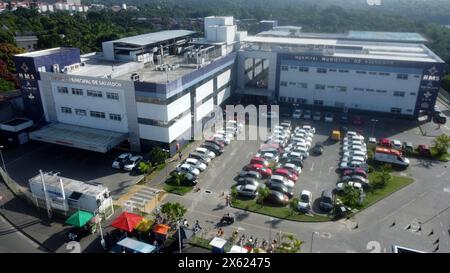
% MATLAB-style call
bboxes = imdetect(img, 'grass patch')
[163,180,194,195]
[189,236,212,250]
[362,174,414,208]
[231,198,332,222]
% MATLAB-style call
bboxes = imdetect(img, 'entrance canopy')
[117,237,156,253]
[29,123,128,153]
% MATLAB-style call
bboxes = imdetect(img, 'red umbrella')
[111,212,143,232]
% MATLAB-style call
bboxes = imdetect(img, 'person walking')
[179,152,182,161]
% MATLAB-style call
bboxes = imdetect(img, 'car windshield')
[322,197,332,203]
[300,194,309,202]
[126,158,137,164]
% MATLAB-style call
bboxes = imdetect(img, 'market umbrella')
[111,212,143,232]
[65,210,94,228]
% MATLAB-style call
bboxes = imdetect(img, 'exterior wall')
[195,80,214,103]
[217,86,231,105]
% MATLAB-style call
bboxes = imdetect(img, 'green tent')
[65,210,94,227]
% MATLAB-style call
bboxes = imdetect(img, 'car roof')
[301,190,312,195]
[271,175,285,180]
[322,190,332,197]
[275,168,289,173]
[250,163,263,168]
[130,155,142,160]
[186,158,198,163]
[242,184,258,190]
[118,153,132,158]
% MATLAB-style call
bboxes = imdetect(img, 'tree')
[372,164,392,189]
[432,134,450,156]
[340,185,362,208]
[256,187,270,205]
[160,202,187,226]
[276,234,302,253]
[289,197,299,215]
[148,147,169,165]
[138,161,152,181]
[169,172,186,186]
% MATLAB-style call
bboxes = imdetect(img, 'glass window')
[72,88,83,96]
[394,91,405,97]
[299,67,309,72]
[329,69,337,72]
[75,109,86,116]
[339,69,349,73]
[106,92,119,100]
[87,90,103,98]
[379,72,391,76]
[390,108,401,114]
[368,72,377,75]
[57,87,68,94]
[281,66,288,71]
[90,111,106,119]
[337,86,347,92]
[397,74,408,80]
[289,82,296,86]
[109,113,122,121]
[313,100,324,105]
[317,68,327,74]
[280,81,287,87]
[376,90,387,93]
[287,97,295,103]
[353,88,364,91]
[61,107,72,114]
[356,71,367,74]
[298,83,308,88]
[410,92,417,96]
[297,98,307,104]
[315,84,325,90]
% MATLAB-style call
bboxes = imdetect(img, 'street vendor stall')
[65,210,96,241]
[111,212,143,232]
[152,224,170,243]
[209,237,227,253]
[113,237,156,253]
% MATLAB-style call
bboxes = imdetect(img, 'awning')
[65,210,94,227]
[111,212,143,232]
[152,224,170,236]
[117,237,156,253]
[29,123,128,153]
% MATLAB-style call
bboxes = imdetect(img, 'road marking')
[436,171,447,178]
[379,198,417,222]
[328,166,334,175]
[310,162,315,172]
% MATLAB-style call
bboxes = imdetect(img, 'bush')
[148,147,169,165]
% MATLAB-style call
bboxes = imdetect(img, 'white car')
[391,139,402,150]
[343,140,366,147]
[298,190,312,212]
[216,130,234,139]
[292,109,303,119]
[177,164,200,176]
[283,151,307,159]
[342,150,368,160]
[195,147,216,159]
[342,144,366,153]
[294,134,312,143]
[112,153,132,169]
[344,135,365,141]
[302,125,316,134]
[346,131,361,137]
[184,158,207,172]
[294,128,313,138]
[285,142,309,153]
[262,152,279,163]
[227,120,243,131]
[339,161,366,170]
[283,163,302,174]
[213,134,230,145]
[123,155,143,171]
[368,137,377,145]
[269,175,295,189]
[340,156,365,164]
[336,181,363,192]
[236,184,258,198]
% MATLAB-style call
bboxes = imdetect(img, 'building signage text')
[51,75,123,88]
[292,55,396,66]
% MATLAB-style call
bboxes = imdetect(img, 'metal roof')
[347,31,427,43]
[112,30,196,46]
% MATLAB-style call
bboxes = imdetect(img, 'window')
[61,107,72,114]
[109,113,122,121]
[356,71,367,74]
[299,67,309,72]
[353,88,364,91]
[414,75,420,78]
[289,82,296,86]
[75,109,86,116]
[297,98,307,104]
[317,68,327,74]
[313,100,324,105]
[38,66,46,72]
[329,69,337,72]
[397,74,408,80]
[315,84,325,90]
[280,81,287,87]
[376,90,387,93]
[106,92,119,100]
[87,90,103,98]
[339,69,349,73]
[379,72,390,76]
[290,66,298,70]
[337,86,347,92]
[390,108,401,114]
[410,92,417,96]
[298,83,308,88]
[407,109,413,112]
[72,88,83,96]
[327,85,335,89]
[281,65,288,71]
[287,97,295,103]
[369,72,377,75]
[366,89,374,92]
[57,87,68,94]
[394,91,405,97]
[279,96,287,102]
[90,111,106,119]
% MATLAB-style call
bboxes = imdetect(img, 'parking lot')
[2,142,143,198]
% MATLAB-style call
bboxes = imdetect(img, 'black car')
[312,142,324,155]
[340,115,349,124]
[265,190,289,206]
[433,112,447,124]
[238,170,262,180]
[267,183,294,199]
[282,157,304,168]
[189,152,210,165]
[319,190,335,212]
[202,143,223,155]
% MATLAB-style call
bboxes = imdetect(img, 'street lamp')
[309,231,319,253]
[370,119,379,138]
[0,145,6,175]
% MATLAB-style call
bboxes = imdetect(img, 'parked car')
[336,181,363,193]
[433,112,447,124]
[292,109,303,119]
[282,163,302,175]
[268,175,295,189]
[205,138,225,148]
[184,158,207,172]
[176,164,200,177]
[282,157,304,169]
[238,170,262,180]
[213,134,230,145]
[237,177,260,187]
[339,161,368,171]
[297,190,312,212]
[352,115,363,125]
[250,156,269,167]
[189,152,211,165]
[340,114,349,124]
[268,183,294,198]
[402,142,414,153]
[378,138,391,148]
[319,190,335,212]
[391,139,402,150]
[418,144,431,157]
[324,112,334,122]
[202,143,223,156]
[280,120,292,130]
[303,110,312,119]
[195,147,216,159]
[175,170,198,186]
[312,142,324,155]
[236,184,258,198]
[302,125,316,134]
[368,137,377,145]
[112,153,132,169]
[342,168,368,178]
[340,175,369,186]
[342,150,367,160]
[274,168,299,182]
[123,156,143,171]
[244,163,272,178]
[265,190,289,206]
[313,112,322,121]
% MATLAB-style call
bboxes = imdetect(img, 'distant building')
[15,35,38,52]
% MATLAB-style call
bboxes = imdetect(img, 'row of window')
[60,107,122,121]
[278,97,413,113]
[280,65,420,79]
[57,87,120,100]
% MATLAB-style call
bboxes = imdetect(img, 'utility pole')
[39,170,52,219]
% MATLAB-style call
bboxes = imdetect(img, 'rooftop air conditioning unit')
[130,73,140,81]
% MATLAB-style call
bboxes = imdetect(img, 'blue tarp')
[116,237,156,253]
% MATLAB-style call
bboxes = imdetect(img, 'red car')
[352,115,363,125]
[244,163,272,178]
[250,156,269,167]
[418,144,431,157]
[274,168,298,182]
[342,168,368,178]
[378,138,391,148]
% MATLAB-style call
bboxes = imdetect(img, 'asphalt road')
[0,214,47,253]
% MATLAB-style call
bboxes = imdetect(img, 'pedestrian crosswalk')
[118,186,166,214]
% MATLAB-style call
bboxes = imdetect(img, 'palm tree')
[276,234,303,253]
[432,134,450,156]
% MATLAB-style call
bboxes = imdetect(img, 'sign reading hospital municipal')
[292,55,396,66]
[50,75,123,88]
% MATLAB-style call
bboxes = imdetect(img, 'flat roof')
[347,31,427,43]
[28,123,128,153]
[110,30,196,47]
[29,172,108,196]
[16,47,75,58]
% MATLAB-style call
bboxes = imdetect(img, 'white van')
[374,147,409,168]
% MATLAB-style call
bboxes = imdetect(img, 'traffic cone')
[434,238,439,245]
[428,229,434,236]
[389,221,396,227]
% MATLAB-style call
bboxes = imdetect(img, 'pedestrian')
[183,219,189,228]
[179,152,182,161]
